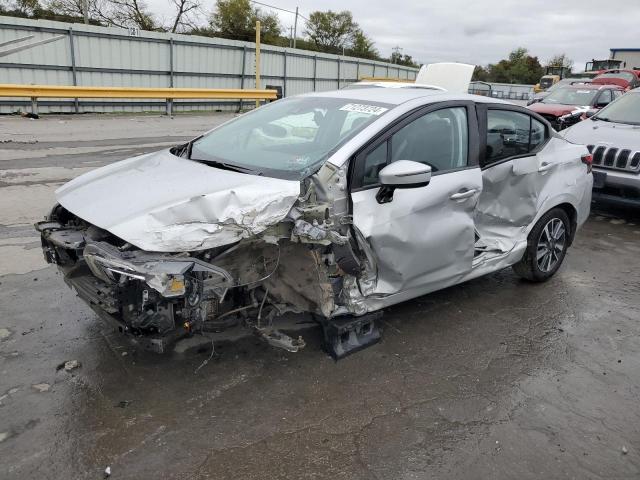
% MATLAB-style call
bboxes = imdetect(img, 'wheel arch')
[527,198,580,246]
[553,202,578,246]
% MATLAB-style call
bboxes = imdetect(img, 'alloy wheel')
[536,218,566,273]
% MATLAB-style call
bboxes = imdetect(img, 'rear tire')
[512,208,570,282]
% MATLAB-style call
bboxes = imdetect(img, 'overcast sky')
[147,0,640,68]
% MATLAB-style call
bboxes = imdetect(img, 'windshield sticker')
[339,103,388,116]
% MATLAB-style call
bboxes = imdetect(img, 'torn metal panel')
[55,150,300,252]
[474,138,591,255]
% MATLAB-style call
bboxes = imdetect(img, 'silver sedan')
[37,88,593,358]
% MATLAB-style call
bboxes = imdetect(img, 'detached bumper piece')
[321,312,382,360]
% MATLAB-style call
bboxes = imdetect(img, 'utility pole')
[255,20,261,109]
[392,46,402,64]
[83,0,89,24]
[293,6,299,49]
[288,26,293,48]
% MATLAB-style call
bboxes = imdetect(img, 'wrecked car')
[36,88,593,358]
[527,83,623,130]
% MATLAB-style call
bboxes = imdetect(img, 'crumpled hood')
[563,118,640,149]
[528,102,580,117]
[56,150,301,252]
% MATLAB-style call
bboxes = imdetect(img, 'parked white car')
[562,88,640,207]
[37,88,593,358]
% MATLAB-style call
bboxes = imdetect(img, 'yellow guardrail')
[0,84,278,115]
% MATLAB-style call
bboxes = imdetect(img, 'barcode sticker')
[339,103,388,115]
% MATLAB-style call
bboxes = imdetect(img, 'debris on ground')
[0,328,11,340]
[21,112,39,120]
[32,383,51,392]
[104,466,111,477]
[622,446,628,455]
[115,400,131,408]
[56,359,81,372]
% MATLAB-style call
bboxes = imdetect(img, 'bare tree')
[46,0,94,19]
[168,0,201,33]
[93,0,157,30]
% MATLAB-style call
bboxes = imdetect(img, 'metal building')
[610,48,640,70]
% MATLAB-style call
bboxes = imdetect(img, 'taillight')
[581,154,593,173]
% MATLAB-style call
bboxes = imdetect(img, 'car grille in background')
[588,145,640,173]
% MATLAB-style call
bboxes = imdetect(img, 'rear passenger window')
[485,110,547,164]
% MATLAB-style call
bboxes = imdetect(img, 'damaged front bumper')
[37,219,234,352]
[35,199,378,358]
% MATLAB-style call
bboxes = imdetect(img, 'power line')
[249,0,309,22]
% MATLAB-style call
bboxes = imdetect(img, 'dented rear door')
[350,101,482,296]
[474,105,560,253]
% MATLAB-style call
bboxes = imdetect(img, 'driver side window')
[358,107,469,188]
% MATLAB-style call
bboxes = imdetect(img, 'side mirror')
[376,160,431,204]
[585,109,597,118]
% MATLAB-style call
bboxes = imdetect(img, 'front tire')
[513,208,570,282]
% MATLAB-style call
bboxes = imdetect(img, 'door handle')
[449,189,477,200]
[538,162,553,172]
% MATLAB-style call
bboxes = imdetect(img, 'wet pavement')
[1,114,640,479]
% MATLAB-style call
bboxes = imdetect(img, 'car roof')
[302,87,513,106]
[596,69,640,76]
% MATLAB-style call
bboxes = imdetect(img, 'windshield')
[594,92,640,125]
[189,96,391,180]
[542,88,598,106]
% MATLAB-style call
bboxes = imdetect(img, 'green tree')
[304,10,358,51]
[472,65,489,82]
[349,28,377,59]
[481,48,544,84]
[210,0,281,43]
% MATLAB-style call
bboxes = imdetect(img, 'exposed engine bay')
[36,161,380,358]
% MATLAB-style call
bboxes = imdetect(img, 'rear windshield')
[542,88,598,106]
[189,96,392,180]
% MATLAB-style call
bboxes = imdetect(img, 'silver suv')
[36,89,593,358]
[563,89,640,207]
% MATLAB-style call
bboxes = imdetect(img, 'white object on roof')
[346,81,446,91]
[416,62,475,94]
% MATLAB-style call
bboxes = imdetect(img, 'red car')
[527,84,624,130]
[592,69,640,90]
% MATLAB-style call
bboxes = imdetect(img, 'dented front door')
[350,103,482,296]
